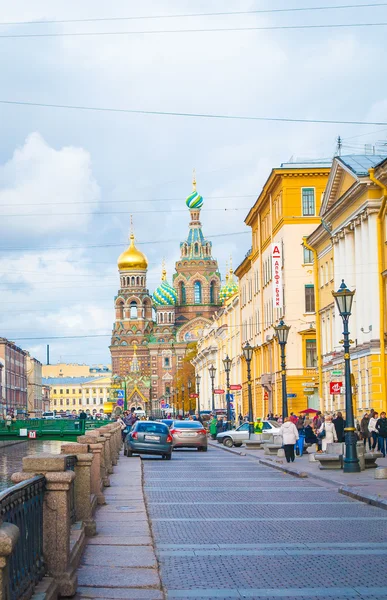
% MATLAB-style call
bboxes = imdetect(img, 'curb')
[339,485,387,511]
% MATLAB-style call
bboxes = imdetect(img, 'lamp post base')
[343,430,361,473]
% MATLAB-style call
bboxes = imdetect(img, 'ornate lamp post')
[243,342,254,437]
[196,374,201,417]
[332,279,360,473]
[273,320,291,419]
[223,355,232,431]
[187,379,192,414]
[176,388,180,416]
[209,364,216,413]
[181,384,185,418]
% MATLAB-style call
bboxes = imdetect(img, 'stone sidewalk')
[75,453,164,600]
[209,441,387,508]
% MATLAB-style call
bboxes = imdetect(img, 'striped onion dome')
[153,267,178,306]
[186,171,204,209]
[219,269,238,303]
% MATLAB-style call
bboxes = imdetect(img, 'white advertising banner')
[271,243,283,308]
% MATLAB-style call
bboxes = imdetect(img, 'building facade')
[110,178,222,413]
[307,155,387,415]
[42,363,111,379]
[0,338,27,416]
[26,354,43,418]
[43,375,111,415]
[235,161,331,418]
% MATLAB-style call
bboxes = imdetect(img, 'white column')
[344,230,356,337]
[361,217,371,337]
[354,222,364,346]
[368,213,380,338]
[333,238,343,348]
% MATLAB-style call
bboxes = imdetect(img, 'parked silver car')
[217,420,281,448]
[170,420,208,451]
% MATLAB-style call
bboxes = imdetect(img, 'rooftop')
[338,154,387,177]
[42,376,108,385]
[280,158,332,169]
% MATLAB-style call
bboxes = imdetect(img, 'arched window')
[160,313,164,323]
[116,301,124,320]
[194,243,199,255]
[210,281,215,304]
[194,281,202,304]
[131,277,135,287]
[180,282,186,304]
[130,301,138,319]
[136,277,140,286]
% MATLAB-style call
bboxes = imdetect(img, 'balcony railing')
[0,475,46,600]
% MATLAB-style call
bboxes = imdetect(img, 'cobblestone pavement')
[143,446,387,600]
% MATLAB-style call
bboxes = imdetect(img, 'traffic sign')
[164,404,169,409]
[230,402,234,409]
[28,430,37,439]
[189,393,199,398]
[330,381,343,395]
[287,393,297,398]
[117,398,124,407]
[214,389,225,394]
[230,384,242,391]
[117,390,125,399]
[332,370,343,376]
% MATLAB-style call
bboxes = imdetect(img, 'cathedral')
[109,176,222,411]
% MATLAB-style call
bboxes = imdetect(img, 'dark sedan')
[124,421,172,460]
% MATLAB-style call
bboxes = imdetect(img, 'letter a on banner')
[271,243,283,309]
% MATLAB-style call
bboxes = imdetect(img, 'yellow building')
[43,375,112,415]
[236,159,331,418]
[307,154,387,415]
[193,267,242,414]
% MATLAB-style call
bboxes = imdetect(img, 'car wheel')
[202,446,208,452]
[234,443,242,448]
[223,437,233,448]
[127,449,132,457]
[165,453,172,460]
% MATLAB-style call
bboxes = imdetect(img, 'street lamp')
[187,379,192,414]
[196,374,201,417]
[273,320,291,419]
[223,355,232,430]
[332,279,360,473]
[209,364,216,413]
[181,384,185,417]
[243,342,254,437]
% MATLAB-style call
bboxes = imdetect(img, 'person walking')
[333,412,345,443]
[360,413,372,451]
[279,417,299,463]
[369,411,379,451]
[216,417,224,436]
[209,416,217,439]
[318,415,337,452]
[5,413,12,432]
[376,412,387,457]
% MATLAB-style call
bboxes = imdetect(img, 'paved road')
[143,445,387,600]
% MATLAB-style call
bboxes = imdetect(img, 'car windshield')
[172,421,202,429]
[237,423,249,431]
[267,420,280,428]
[136,423,168,434]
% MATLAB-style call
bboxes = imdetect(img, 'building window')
[54,399,57,406]
[93,398,96,404]
[194,281,202,304]
[66,389,69,394]
[99,388,103,393]
[164,357,170,368]
[305,285,315,313]
[100,398,103,404]
[210,281,215,303]
[302,188,315,216]
[306,339,317,368]
[180,282,186,304]
[73,399,76,405]
[130,301,138,319]
[60,389,63,394]
[53,389,57,394]
[303,246,313,264]
[60,399,63,406]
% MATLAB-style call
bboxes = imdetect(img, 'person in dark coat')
[304,423,318,445]
[333,412,345,443]
[376,412,387,457]
[216,418,224,435]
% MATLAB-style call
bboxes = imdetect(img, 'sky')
[1,0,387,366]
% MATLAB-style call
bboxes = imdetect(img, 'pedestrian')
[79,409,87,421]
[368,411,379,451]
[360,413,372,451]
[313,411,323,431]
[333,411,345,443]
[209,416,217,439]
[304,421,318,446]
[376,412,387,457]
[5,413,12,432]
[195,412,203,424]
[254,418,263,434]
[278,417,299,463]
[318,415,337,452]
[238,413,243,425]
[216,417,224,436]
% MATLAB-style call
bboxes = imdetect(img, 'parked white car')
[216,420,281,448]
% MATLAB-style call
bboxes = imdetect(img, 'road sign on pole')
[214,389,225,394]
[230,384,242,391]
[117,390,125,399]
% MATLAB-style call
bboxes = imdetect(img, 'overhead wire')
[2,3,386,25]
[1,99,386,126]
[0,207,248,217]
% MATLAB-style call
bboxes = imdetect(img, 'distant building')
[42,363,111,379]
[43,375,111,415]
[26,354,43,418]
[0,359,4,416]
[42,385,51,413]
[0,338,27,416]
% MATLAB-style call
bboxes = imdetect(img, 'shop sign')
[271,243,283,308]
[330,381,343,395]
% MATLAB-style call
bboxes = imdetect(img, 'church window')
[168,312,172,323]
[130,301,138,319]
[194,243,199,255]
[210,281,215,303]
[180,282,186,304]
[164,357,170,368]
[131,277,135,286]
[194,281,202,304]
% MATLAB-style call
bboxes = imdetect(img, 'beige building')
[44,375,111,415]
[193,268,242,415]
[26,354,43,418]
[42,363,111,379]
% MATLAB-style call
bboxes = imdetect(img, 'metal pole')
[280,344,288,419]
[226,369,231,431]
[182,389,185,417]
[197,379,201,418]
[211,375,215,413]
[342,318,360,473]
[124,379,127,412]
[247,359,254,436]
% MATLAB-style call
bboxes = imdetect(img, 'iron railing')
[65,455,77,525]
[0,476,45,600]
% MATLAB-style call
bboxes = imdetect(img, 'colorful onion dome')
[219,267,238,303]
[153,266,178,306]
[186,170,204,209]
[118,232,148,271]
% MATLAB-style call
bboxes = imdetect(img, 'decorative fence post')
[11,454,79,597]
[0,522,19,599]
[78,432,109,493]
[61,444,96,536]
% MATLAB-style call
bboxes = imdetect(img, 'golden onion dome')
[117,233,148,271]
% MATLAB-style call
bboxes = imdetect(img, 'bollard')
[61,444,96,536]
[78,433,109,492]
[375,466,387,479]
[11,454,78,597]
